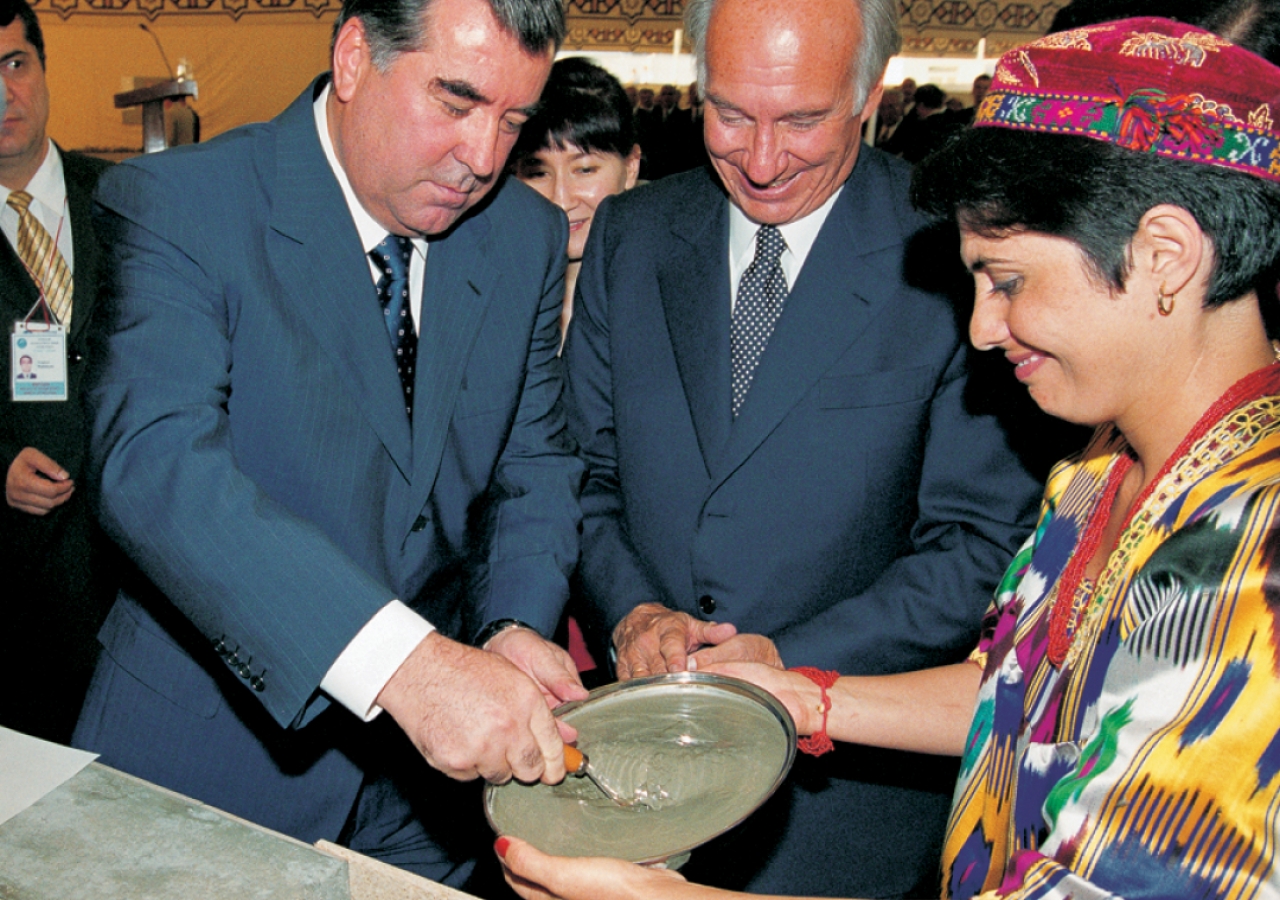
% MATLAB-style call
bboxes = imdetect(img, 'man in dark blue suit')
[563,0,1044,894]
[73,0,584,885]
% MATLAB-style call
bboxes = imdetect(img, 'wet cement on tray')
[487,685,791,862]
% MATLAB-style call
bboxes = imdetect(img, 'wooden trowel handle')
[564,744,586,774]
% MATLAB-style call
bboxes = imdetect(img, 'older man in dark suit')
[73,0,584,885]
[0,0,114,745]
[563,0,1044,894]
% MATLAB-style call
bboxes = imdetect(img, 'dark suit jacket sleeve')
[562,196,668,638]
[86,162,394,729]
[465,209,583,637]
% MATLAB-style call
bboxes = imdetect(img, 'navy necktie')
[369,234,418,420]
[731,225,788,417]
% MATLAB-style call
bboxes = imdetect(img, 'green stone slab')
[0,763,351,900]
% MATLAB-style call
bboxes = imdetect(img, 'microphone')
[139,23,176,80]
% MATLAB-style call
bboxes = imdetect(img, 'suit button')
[227,652,241,666]
[698,595,717,615]
[238,665,251,679]
[213,638,226,655]
[250,675,265,692]
[69,351,84,364]
[411,515,428,533]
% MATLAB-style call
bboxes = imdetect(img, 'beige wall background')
[43,12,334,152]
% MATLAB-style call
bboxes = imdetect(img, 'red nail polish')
[494,836,511,859]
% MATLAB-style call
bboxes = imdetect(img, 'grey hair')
[332,0,566,71]
[685,0,901,112]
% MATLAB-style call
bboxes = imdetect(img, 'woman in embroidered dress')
[495,16,1280,900]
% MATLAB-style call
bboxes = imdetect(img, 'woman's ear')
[1134,204,1207,299]
[624,144,642,190]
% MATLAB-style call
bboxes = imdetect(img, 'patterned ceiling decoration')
[37,0,338,20]
[566,0,1066,54]
[34,0,1063,50]
[898,0,1064,56]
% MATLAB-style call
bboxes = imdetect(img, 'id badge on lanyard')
[9,197,69,402]
[11,297,68,402]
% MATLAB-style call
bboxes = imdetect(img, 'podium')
[114,79,198,154]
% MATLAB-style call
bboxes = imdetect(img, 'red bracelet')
[789,666,839,756]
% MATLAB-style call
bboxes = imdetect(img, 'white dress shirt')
[314,84,435,722]
[727,185,843,311]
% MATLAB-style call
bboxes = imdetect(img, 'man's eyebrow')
[0,49,25,64]
[437,78,488,103]
[705,93,827,121]
[435,78,540,117]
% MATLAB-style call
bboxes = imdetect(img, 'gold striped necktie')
[7,190,72,326]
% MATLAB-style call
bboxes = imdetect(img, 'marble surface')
[0,763,476,900]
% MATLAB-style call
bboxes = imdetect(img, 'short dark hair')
[0,0,45,69]
[913,84,946,109]
[510,56,636,162]
[332,0,565,69]
[1049,0,1280,66]
[911,127,1280,308]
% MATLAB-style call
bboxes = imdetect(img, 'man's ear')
[1134,203,1207,299]
[331,17,372,103]
[858,75,886,123]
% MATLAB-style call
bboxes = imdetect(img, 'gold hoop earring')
[1157,285,1175,317]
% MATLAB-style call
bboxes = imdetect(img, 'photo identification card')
[11,324,67,402]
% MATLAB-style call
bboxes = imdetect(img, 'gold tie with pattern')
[7,190,72,326]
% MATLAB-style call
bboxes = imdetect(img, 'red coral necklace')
[1047,362,1280,667]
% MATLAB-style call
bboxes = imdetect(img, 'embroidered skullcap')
[974,17,1280,183]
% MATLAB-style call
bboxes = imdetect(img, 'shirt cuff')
[320,599,434,722]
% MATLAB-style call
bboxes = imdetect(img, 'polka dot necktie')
[7,190,73,326]
[369,234,418,420]
[731,224,788,417]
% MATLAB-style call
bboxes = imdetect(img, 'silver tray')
[484,672,796,865]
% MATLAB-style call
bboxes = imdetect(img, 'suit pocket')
[818,366,933,409]
[454,389,513,420]
[97,595,222,719]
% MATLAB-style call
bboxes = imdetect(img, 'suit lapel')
[0,219,37,322]
[406,216,495,516]
[663,174,733,470]
[713,158,902,484]
[62,149,102,353]
[268,80,413,475]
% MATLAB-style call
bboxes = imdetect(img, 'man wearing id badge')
[0,0,114,744]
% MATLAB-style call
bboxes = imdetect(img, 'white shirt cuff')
[320,600,434,721]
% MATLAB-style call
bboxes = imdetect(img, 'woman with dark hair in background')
[495,16,1280,900]
[510,57,640,341]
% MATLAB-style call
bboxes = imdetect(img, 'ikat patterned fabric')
[942,365,1280,899]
